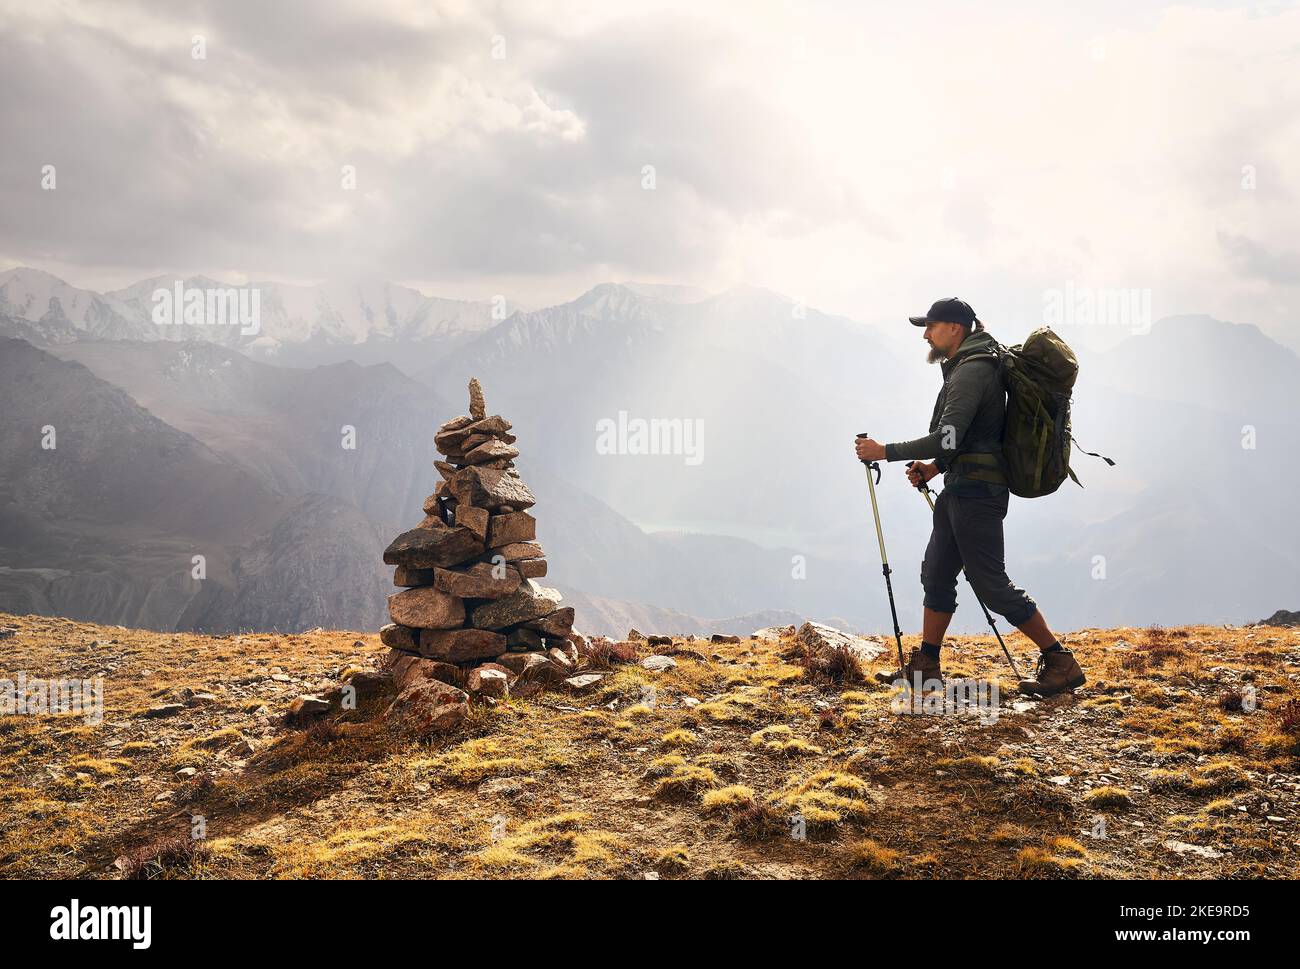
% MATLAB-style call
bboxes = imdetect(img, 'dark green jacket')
[884,329,1008,496]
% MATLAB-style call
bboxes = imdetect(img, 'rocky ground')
[1,611,1298,880]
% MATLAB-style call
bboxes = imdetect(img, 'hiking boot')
[875,647,942,688]
[1018,648,1086,696]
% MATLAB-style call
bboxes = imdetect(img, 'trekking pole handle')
[906,461,931,491]
[856,432,882,483]
[906,462,937,510]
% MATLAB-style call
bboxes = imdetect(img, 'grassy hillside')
[1,612,1297,879]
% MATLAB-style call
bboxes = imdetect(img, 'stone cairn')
[378,379,582,729]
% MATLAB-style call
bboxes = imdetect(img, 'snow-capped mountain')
[0,267,142,342]
[0,267,506,367]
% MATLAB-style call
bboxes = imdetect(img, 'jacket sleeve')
[884,359,995,463]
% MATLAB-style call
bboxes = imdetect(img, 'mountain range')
[1,266,1295,637]
[0,267,505,367]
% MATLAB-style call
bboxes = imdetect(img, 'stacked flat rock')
[379,379,580,698]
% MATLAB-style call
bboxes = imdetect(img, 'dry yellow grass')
[0,613,1295,879]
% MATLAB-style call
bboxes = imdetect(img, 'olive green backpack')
[955,327,1114,497]
[996,327,1113,497]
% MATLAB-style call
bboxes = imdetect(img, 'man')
[853,297,1085,697]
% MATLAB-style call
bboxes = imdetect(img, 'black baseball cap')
[909,297,976,328]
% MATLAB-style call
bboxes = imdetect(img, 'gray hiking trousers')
[921,488,1038,627]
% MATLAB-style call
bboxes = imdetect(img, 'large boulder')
[463,439,520,466]
[433,561,522,599]
[284,695,331,726]
[466,667,510,699]
[380,623,419,651]
[524,607,575,638]
[516,558,548,578]
[446,467,537,510]
[494,541,545,562]
[340,669,392,705]
[467,415,512,436]
[384,680,469,735]
[392,566,436,588]
[470,580,563,630]
[505,627,544,651]
[388,587,466,630]
[487,511,537,548]
[494,652,552,677]
[383,526,483,569]
[795,621,887,664]
[455,504,490,542]
[419,628,508,662]
[387,651,464,691]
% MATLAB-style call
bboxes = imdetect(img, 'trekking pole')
[857,433,906,673]
[908,465,1024,680]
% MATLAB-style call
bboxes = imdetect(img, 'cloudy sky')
[1,0,1297,347]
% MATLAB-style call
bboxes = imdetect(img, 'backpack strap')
[949,451,1007,484]
[946,349,1007,484]
[1070,435,1116,467]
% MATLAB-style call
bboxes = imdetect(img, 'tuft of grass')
[1014,845,1085,879]
[656,845,690,873]
[772,770,875,830]
[469,812,625,875]
[1275,698,1300,736]
[701,859,751,880]
[691,691,768,725]
[424,737,542,784]
[1217,689,1246,713]
[186,727,247,751]
[1147,761,1247,796]
[660,729,696,748]
[1258,730,1300,757]
[840,690,877,703]
[578,637,639,669]
[848,838,901,876]
[749,724,824,757]
[646,754,687,777]
[991,822,1029,845]
[1084,786,1133,809]
[655,764,718,798]
[1147,768,1192,793]
[1048,836,1088,857]
[935,755,1000,775]
[701,785,756,813]
[571,831,624,866]
[801,645,866,686]
[730,800,788,840]
[120,833,212,880]
[68,755,130,777]
[1191,761,1249,794]
[474,843,536,871]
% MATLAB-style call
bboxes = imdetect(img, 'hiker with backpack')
[853,297,1090,697]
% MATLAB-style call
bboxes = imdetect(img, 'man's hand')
[855,436,886,463]
[906,461,940,488]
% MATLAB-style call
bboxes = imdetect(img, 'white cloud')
[0,0,1295,344]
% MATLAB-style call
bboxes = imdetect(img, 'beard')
[927,344,946,364]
